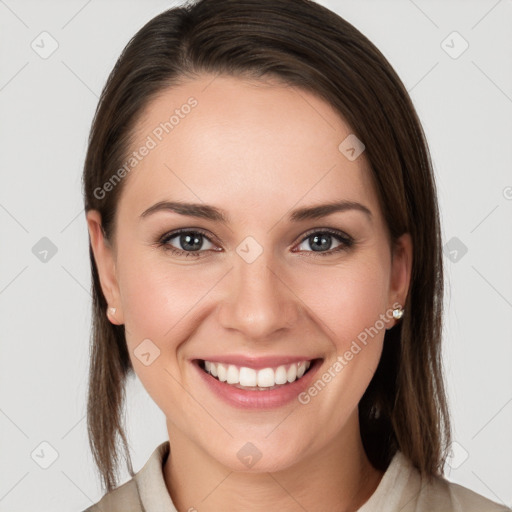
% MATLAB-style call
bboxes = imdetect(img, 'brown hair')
[83,0,451,492]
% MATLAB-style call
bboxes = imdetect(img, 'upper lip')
[194,355,320,369]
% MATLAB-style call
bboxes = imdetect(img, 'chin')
[207,436,307,473]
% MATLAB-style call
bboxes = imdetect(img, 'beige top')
[83,441,511,512]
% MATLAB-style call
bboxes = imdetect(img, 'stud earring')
[107,306,117,317]
[392,306,404,320]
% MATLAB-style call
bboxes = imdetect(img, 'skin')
[87,74,412,511]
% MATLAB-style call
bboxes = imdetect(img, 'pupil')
[181,233,202,251]
[311,234,331,252]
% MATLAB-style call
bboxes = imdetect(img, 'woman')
[81,0,510,510]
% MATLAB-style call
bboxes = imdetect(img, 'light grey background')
[0,0,511,510]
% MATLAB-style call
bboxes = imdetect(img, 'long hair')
[82,0,451,492]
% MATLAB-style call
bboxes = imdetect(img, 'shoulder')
[81,477,142,512]
[422,476,511,512]
[394,452,511,512]
[81,441,172,512]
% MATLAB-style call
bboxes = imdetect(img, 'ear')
[387,232,413,327]
[86,210,124,325]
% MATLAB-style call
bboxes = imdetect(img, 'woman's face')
[88,74,411,472]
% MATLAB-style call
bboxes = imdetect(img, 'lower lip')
[192,358,323,409]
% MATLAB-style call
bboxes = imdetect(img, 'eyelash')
[156,227,355,259]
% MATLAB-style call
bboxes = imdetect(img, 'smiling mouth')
[196,358,321,391]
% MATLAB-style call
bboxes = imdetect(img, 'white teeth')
[202,360,312,388]
[297,361,307,379]
[275,365,288,385]
[239,367,257,386]
[287,364,297,383]
[217,363,226,382]
[226,365,239,384]
[257,368,274,387]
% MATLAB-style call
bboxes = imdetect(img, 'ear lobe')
[86,210,124,325]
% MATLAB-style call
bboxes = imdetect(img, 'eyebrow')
[139,200,372,223]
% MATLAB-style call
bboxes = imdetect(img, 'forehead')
[119,74,380,222]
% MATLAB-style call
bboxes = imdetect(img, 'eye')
[158,229,219,258]
[293,228,354,256]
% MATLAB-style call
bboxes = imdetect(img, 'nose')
[217,252,301,340]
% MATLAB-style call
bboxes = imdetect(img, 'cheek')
[115,243,225,401]
[115,246,213,409]
[116,244,208,340]
[298,256,390,348]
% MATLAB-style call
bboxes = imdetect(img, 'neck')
[163,412,385,512]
